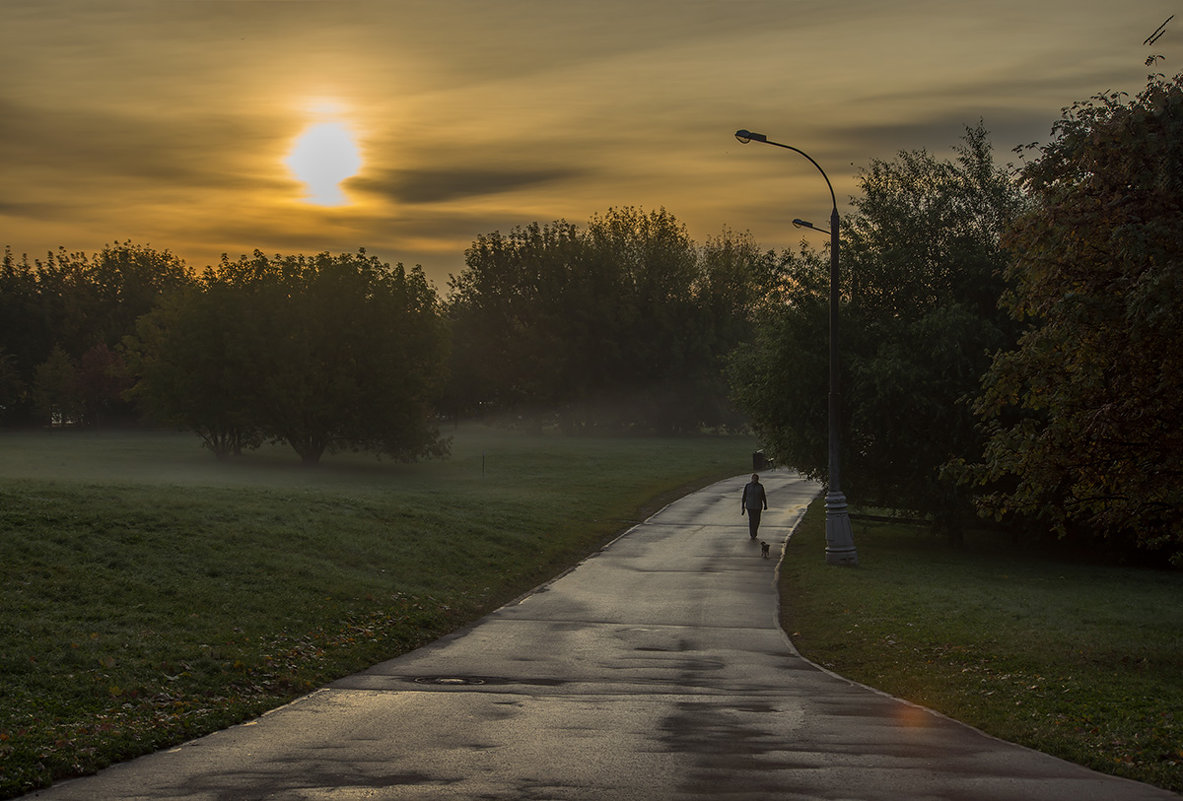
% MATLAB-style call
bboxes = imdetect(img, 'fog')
[0,429,425,492]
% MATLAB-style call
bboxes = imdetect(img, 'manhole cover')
[413,676,486,686]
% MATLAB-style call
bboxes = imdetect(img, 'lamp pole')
[735,129,857,566]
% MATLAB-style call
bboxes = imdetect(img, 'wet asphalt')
[24,471,1180,800]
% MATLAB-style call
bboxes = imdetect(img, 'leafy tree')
[697,229,777,356]
[0,347,23,422]
[1,249,55,424]
[731,126,1023,533]
[678,229,774,431]
[75,242,192,350]
[127,250,449,464]
[1,242,191,426]
[729,243,830,472]
[958,72,1183,562]
[446,207,762,432]
[124,282,264,458]
[28,242,191,358]
[32,347,83,426]
[447,220,585,418]
[570,207,703,431]
[74,343,131,427]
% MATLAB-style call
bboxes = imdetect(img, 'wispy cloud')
[354,166,586,205]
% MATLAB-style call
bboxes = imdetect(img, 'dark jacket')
[742,481,767,511]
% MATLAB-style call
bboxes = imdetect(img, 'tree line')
[2,71,1180,563]
[0,207,766,446]
[447,207,772,433]
[732,72,1183,563]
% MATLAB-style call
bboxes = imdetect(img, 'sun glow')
[285,103,363,207]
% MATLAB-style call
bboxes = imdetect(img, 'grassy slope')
[0,427,755,798]
[781,498,1183,793]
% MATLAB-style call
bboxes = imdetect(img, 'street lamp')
[735,129,858,566]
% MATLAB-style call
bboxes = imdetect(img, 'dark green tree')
[958,72,1183,562]
[1,249,57,424]
[124,281,264,458]
[446,207,762,432]
[74,343,131,427]
[683,230,775,430]
[731,126,1024,533]
[447,220,585,418]
[1,242,192,426]
[31,346,83,426]
[728,243,831,471]
[570,206,703,432]
[0,347,23,421]
[127,250,449,464]
[0,248,40,424]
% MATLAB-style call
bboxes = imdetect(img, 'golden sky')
[2,0,1176,287]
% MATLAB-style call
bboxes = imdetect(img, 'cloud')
[0,197,94,225]
[827,110,1044,161]
[0,96,282,193]
[352,165,586,205]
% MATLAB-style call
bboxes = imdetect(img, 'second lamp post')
[735,129,858,566]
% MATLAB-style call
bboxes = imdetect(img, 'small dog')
[760,541,770,559]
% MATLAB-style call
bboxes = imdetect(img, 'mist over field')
[0,430,426,489]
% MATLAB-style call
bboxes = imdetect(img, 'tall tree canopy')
[1,242,192,425]
[446,207,767,433]
[127,251,449,464]
[960,72,1183,562]
[731,126,1024,530]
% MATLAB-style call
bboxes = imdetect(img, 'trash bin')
[752,450,768,471]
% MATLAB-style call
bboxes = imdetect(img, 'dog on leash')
[760,541,770,559]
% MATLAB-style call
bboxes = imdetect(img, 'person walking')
[741,473,768,540]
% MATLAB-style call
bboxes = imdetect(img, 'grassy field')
[781,499,1183,794]
[0,426,756,798]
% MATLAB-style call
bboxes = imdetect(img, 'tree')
[682,229,774,430]
[446,207,763,432]
[124,282,264,458]
[127,250,450,464]
[0,347,23,422]
[32,347,83,426]
[572,206,704,432]
[959,72,1183,562]
[446,220,585,418]
[74,343,131,427]
[1,242,192,426]
[1,249,55,425]
[728,244,830,473]
[731,126,1024,533]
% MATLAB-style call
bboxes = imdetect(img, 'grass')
[781,498,1183,794]
[0,426,756,798]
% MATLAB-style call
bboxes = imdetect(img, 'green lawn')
[0,426,755,798]
[781,499,1183,794]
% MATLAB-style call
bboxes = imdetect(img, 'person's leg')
[748,508,761,539]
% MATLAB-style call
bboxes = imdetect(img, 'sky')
[2,0,1177,290]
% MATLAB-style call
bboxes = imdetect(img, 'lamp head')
[792,218,812,230]
[735,129,768,144]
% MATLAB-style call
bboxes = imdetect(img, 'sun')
[284,103,363,207]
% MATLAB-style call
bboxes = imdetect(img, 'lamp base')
[824,490,859,566]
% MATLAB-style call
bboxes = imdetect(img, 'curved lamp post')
[735,129,858,566]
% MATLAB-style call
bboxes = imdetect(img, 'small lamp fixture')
[734,129,768,144]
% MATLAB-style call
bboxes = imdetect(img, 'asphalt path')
[26,471,1180,800]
